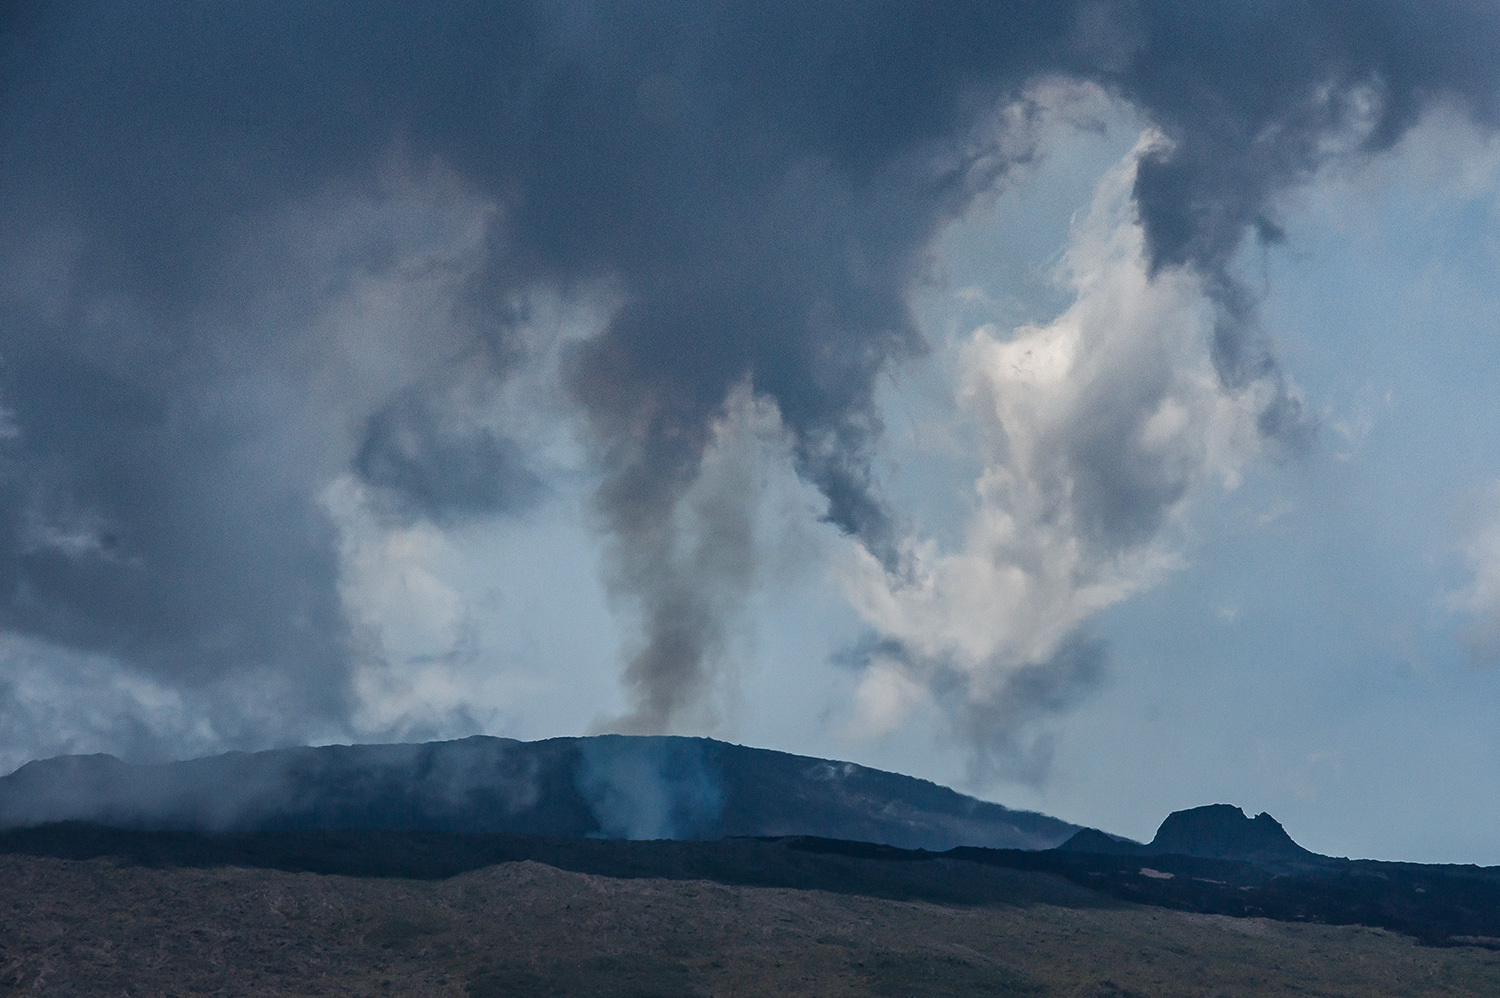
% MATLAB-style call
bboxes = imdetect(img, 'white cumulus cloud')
[838,133,1280,778]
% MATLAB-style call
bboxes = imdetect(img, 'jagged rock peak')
[1148,803,1311,860]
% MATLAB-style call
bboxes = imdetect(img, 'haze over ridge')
[0,734,1080,851]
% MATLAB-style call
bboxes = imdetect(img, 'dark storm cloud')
[1,0,1498,752]
[355,393,543,525]
[1105,0,1500,449]
[0,343,348,723]
[1117,1,1500,276]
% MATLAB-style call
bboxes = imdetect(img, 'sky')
[3,1,1500,864]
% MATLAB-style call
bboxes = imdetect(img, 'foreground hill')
[3,795,1500,992]
[0,735,1079,851]
[3,831,1499,997]
[4,807,1499,949]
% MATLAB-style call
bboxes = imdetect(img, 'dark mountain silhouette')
[0,735,1079,851]
[1148,804,1315,861]
[1059,803,1317,865]
[1021,803,1500,945]
[1058,827,1140,853]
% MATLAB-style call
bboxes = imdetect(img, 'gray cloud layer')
[1,1,1497,757]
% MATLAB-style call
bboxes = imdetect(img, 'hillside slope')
[4,841,1499,997]
[0,735,1078,851]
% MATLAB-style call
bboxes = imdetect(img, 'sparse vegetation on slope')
[3,849,1500,996]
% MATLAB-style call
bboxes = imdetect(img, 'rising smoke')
[1,1,1498,769]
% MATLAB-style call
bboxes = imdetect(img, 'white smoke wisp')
[838,132,1281,779]
[0,633,305,773]
[318,283,618,744]
[1448,482,1500,665]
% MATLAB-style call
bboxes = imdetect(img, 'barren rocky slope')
[4,848,1499,997]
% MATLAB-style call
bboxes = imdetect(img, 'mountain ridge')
[6,741,1500,949]
[0,734,1080,852]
